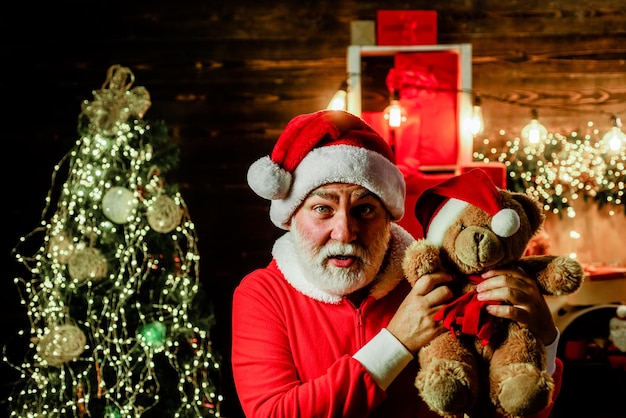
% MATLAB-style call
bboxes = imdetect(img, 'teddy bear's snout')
[455,226,505,270]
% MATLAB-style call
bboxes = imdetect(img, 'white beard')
[289,220,391,297]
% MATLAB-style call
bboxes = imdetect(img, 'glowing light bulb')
[327,80,348,111]
[469,96,484,136]
[521,109,548,145]
[602,115,626,152]
[327,90,347,111]
[383,91,406,128]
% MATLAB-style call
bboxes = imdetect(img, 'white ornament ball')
[68,247,108,283]
[147,195,183,233]
[102,186,136,224]
[37,324,87,367]
[48,233,75,264]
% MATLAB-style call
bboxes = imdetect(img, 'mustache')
[318,242,366,260]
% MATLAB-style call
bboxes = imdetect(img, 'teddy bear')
[402,168,583,418]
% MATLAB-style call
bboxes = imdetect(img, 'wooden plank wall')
[2,1,626,416]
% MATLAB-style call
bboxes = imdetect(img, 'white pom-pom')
[491,208,520,237]
[617,305,626,319]
[247,156,292,200]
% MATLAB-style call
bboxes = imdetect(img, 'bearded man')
[231,110,562,418]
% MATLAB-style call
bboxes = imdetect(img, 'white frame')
[346,44,474,165]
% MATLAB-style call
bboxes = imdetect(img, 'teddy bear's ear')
[506,192,545,233]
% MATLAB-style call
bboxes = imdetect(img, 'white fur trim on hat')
[426,198,468,246]
[426,199,521,246]
[269,144,406,229]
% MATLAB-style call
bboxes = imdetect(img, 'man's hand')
[477,268,558,345]
[387,272,454,354]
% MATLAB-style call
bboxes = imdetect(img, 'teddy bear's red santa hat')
[415,169,521,246]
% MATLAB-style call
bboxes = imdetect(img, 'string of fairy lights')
[4,65,222,417]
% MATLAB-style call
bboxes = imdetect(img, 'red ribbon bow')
[433,275,501,345]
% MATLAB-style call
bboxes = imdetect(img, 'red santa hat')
[247,110,405,229]
[415,169,521,246]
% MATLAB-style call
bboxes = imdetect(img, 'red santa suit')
[231,224,563,417]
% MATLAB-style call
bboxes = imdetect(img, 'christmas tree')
[4,65,222,417]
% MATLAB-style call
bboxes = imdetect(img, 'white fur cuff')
[352,328,413,390]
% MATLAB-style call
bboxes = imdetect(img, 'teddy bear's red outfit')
[232,225,563,417]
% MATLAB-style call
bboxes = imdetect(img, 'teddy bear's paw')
[416,359,477,416]
[548,256,584,295]
[402,240,441,285]
[491,363,554,417]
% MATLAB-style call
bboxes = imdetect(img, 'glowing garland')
[474,122,626,218]
[4,65,222,417]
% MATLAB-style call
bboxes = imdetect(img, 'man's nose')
[330,211,357,243]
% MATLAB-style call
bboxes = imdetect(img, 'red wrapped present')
[376,10,437,46]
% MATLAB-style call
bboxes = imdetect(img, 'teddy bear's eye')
[460,224,466,230]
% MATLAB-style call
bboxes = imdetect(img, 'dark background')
[2,1,626,417]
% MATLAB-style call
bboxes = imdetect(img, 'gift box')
[376,10,437,46]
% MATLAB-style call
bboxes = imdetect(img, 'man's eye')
[355,205,375,217]
[314,205,332,215]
